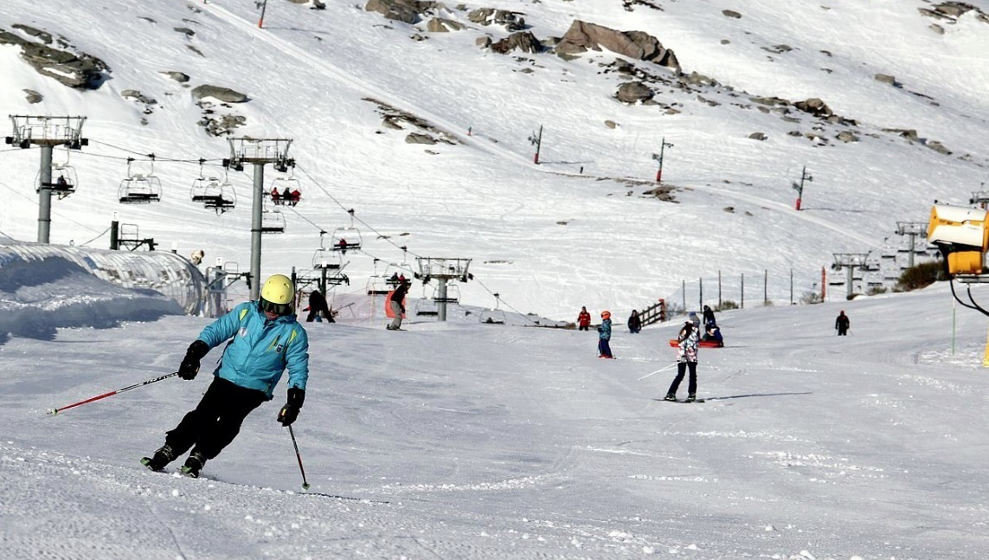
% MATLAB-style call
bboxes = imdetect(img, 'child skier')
[597,310,614,358]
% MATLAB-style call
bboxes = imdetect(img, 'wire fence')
[664,268,830,317]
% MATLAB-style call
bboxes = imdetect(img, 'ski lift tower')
[224,137,294,300]
[831,252,874,300]
[895,221,928,269]
[416,257,472,321]
[5,115,87,243]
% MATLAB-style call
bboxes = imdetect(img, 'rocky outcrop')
[0,26,110,89]
[467,8,526,31]
[191,85,249,103]
[161,71,190,83]
[427,18,465,32]
[364,0,437,24]
[616,81,654,103]
[555,21,679,72]
[491,31,540,54]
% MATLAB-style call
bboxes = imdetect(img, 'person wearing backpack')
[141,274,310,478]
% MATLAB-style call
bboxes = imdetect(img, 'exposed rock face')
[467,8,526,31]
[161,71,190,83]
[23,89,43,104]
[0,26,110,89]
[616,81,654,103]
[364,0,436,24]
[191,85,249,103]
[794,97,832,118]
[555,21,679,72]
[491,31,541,54]
[427,18,464,32]
[722,9,742,18]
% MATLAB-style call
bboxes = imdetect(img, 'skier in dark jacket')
[702,305,716,328]
[141,274,310,477]
[835,310,850,336]
[627,309,642,333]
[305,289,331,323]
[597,310,614,358]
[387,277,411,330]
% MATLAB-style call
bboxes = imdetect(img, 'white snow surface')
[2,0,989,558]
[3,257,989,559]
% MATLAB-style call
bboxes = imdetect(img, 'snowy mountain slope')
[0,0,987,320]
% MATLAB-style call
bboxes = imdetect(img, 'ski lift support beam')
[6,115,88,244]
[224,137,294,301]
[415,257,472,322]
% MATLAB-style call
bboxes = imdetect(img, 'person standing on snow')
[702,305,716,329]
[141,274,310,478]
[577,306,591,331]
[387,277,411,330]
[835,310,850,336]
[665,321,699,402]
[627,309,642,334]
[597,310,614,358]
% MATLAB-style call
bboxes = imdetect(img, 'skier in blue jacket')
[142,274,310,477]
[597,310,614,358]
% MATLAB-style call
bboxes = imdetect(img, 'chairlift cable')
[78,226,112,247]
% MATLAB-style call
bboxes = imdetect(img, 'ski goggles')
[259,297,293,316]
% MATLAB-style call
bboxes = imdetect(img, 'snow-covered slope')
[2,256,989,558]
[1,0,987,319]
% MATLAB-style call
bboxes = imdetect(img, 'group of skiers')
[141,275,854,478]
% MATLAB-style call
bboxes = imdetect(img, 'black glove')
[278,387,305,426]
[178,340,209,380]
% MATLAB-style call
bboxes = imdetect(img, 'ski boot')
[663,394,677,402]
[180,451,207,478]
[141,444,176,472]
[685,394,696,403]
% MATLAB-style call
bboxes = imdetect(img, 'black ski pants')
[165,376,267,460]
[668,361,697,396]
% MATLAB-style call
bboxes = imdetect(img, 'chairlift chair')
[118,157,162,204]
[479,293,506,325]
[312,247,343,270]
[191,165,236,213]
[260,206,286,234]
[269,175,302,206]
[331,209,363,252]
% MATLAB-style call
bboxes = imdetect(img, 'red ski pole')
[48,372,179,416]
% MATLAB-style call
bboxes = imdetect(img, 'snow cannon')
[928,204,989,276]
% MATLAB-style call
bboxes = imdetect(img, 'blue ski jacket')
[196,301,309,398]
[597,318,612,340]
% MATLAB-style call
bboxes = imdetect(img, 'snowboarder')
[627,309,642,334]
[577,306,591,331]
[387,277,411,330]
[702,305,716,328]
[835,310,850,336]
[597,310,614,358]
[141,274,310,478]
[665,321,699,402]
